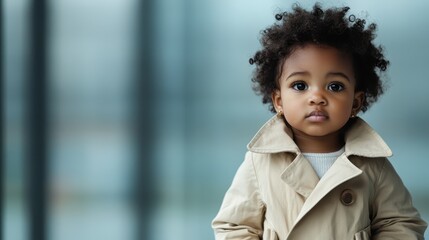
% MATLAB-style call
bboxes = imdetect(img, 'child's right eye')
[291,82,308,91]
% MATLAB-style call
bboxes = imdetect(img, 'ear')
[352,91,364,115]
[272,90,283,113]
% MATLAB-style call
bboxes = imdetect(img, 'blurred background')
[2,0,428,239]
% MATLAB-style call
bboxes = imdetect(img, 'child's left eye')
[327,83,344,92]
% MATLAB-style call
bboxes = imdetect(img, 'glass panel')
[47,0,137,239]
[4,0,30,239]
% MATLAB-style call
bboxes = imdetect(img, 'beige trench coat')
[212,115,427,239]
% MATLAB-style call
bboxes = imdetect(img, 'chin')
[304,129,341,137]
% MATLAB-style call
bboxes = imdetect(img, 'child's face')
[272,44,364,140]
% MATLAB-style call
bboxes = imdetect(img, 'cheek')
[281,96,300,111]
[336,98,353,108]
[281,91,300,104]
[331,98,354,116]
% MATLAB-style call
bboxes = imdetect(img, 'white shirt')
[303,146,345,178]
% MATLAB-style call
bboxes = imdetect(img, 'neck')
[293,129,344,153]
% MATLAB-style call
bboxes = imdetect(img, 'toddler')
[212,4,427,239]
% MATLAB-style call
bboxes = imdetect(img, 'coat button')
[341,189,355,206]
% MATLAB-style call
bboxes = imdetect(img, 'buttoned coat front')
[212,115,427,240]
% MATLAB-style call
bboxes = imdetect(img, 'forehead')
[281,44,355,79]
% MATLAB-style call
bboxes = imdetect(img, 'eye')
[291,82,308,91]
[327,82,345,92]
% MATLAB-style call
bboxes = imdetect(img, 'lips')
[306,110,328,122]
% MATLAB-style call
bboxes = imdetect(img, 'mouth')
[306,110,328,122]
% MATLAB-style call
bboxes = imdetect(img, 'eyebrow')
[286,71,351,81]
[285,71,309,80]
[328,72,351,82]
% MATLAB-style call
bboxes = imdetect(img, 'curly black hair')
[250,3,389,113]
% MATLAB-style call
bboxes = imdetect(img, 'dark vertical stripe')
[0,0,4,239]
[135,0,156,239]
[27,0,48,240]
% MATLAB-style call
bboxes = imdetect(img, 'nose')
[308,89,327,105]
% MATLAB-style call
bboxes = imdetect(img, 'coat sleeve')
[371,158,427,239]
[212,152,266,240]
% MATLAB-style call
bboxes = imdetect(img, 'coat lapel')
[292,154,362,225]
[280,154,319,198]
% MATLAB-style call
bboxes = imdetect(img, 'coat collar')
[247,114,392,158]
[248,115,393,232]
